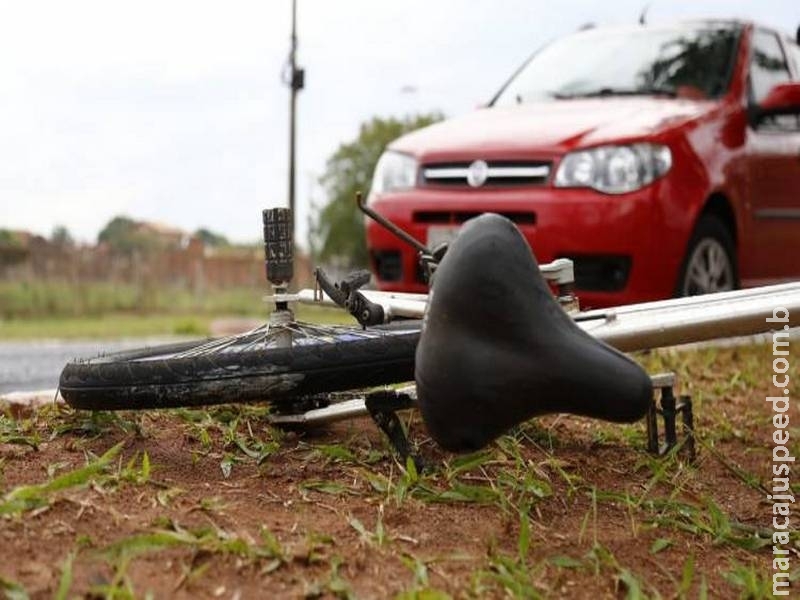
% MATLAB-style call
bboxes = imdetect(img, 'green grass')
[2,332,788,597]
[0,302,353,339]
[0,281,269,319]
[0,280,355,339]
[0,314,212,339]
[0,443,125,516]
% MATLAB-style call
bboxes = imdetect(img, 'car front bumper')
[365,182,684,308]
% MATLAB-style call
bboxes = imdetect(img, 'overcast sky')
[0,0,796,247]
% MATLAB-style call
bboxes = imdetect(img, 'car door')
[746,29,800,284]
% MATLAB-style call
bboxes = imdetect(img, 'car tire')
[676,214,738,297]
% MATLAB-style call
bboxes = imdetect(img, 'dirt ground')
[0,342,797,599]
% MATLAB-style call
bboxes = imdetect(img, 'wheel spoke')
[688,259,709,294]
[683,234,734,296]
[163,320,406,360]
[709,245,723,279]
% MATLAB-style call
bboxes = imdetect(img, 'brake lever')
[347,291,385,328]
[314,268,385,328]
[314,268,348,306]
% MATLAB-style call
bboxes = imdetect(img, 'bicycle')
[59,195,800,460]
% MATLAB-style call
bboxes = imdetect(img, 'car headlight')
[369,150,417,198]
[554,143,672,194]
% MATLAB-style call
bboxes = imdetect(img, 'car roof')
[572,19,745,37]
[576,18,798,43]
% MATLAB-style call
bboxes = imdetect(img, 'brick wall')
[0,240,314,290]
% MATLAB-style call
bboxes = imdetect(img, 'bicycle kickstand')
[364,390,425,472]
[646,373,696,462]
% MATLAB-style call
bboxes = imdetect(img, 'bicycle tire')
[59,322,421,411]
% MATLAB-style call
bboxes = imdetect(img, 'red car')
[365,20,800,308]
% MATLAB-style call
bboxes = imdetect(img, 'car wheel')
[677,215,737,297]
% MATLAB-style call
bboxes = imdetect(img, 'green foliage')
[0,281,262,319]
[98,216,136,248]
[723,561,776,599]
[311,113,443,267]
[0,281,142,319]
[50,225,74,247]
[0,229,23,248]
[54,552,75,600]
[97,216,164,253]
[194,228,229,248]
[0,575,29,600]
[0,443,123,516]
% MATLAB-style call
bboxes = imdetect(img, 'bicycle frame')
[297,281,800,352]
[277,280,800,433]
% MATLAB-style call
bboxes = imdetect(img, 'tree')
[50,225,74,247]
[311,113,443,268]
[98,216,138,251]
[194,228,230,248]
[0,229,17,246]
[98,216,163,253]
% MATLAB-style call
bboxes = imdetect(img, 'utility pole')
[286,0,304,239]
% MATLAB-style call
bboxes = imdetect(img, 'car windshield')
[493,24,740,105]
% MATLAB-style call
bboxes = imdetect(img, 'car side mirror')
[753,82,800,122]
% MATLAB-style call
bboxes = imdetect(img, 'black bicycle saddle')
[415,213,653,452]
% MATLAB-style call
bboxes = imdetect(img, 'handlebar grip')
[262,208,293,285]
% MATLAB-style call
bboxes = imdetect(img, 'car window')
[493,25,739,106]
[787,39,800,79]
[749,29,792,102]
[749,30,799,132]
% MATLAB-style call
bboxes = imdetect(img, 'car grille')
[413,211,536,225]
[421,160,551,187]
[561,254,631,292]
[371,250,402,282]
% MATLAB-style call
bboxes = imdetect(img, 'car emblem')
[466,160,489,188]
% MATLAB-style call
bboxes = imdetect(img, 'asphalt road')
[0,339,175,394]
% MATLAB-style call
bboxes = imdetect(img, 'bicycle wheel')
[59,320,421,410]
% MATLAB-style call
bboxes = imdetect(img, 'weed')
[647,496,771,551]
[219,454,239,479]
[723,561,776,599]
[304,556,354,599]
[0,443,123,516]
[678,554,696,597]
[100,522,287,573]
[616,568,648,600]
[398,553,431,589]
[302,532,336,566]
[301,480,360,496]
[50,409,144,440]
[309,442,359,465]
[649,538,672,554]
[156,486,185,507]
[548,555,583,569]
[54,552,75,600]
[0,575,29,600]
[349,505,389,547]
[472,551,548,599]
[0,412,40,450]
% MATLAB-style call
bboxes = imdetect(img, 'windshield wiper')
[553,86,677,99]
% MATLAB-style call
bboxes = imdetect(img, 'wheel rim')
[682,238,734,296]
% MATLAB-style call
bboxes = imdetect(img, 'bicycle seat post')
[263,208,295,347]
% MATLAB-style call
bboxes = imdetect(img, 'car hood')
[390,98,715,159]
